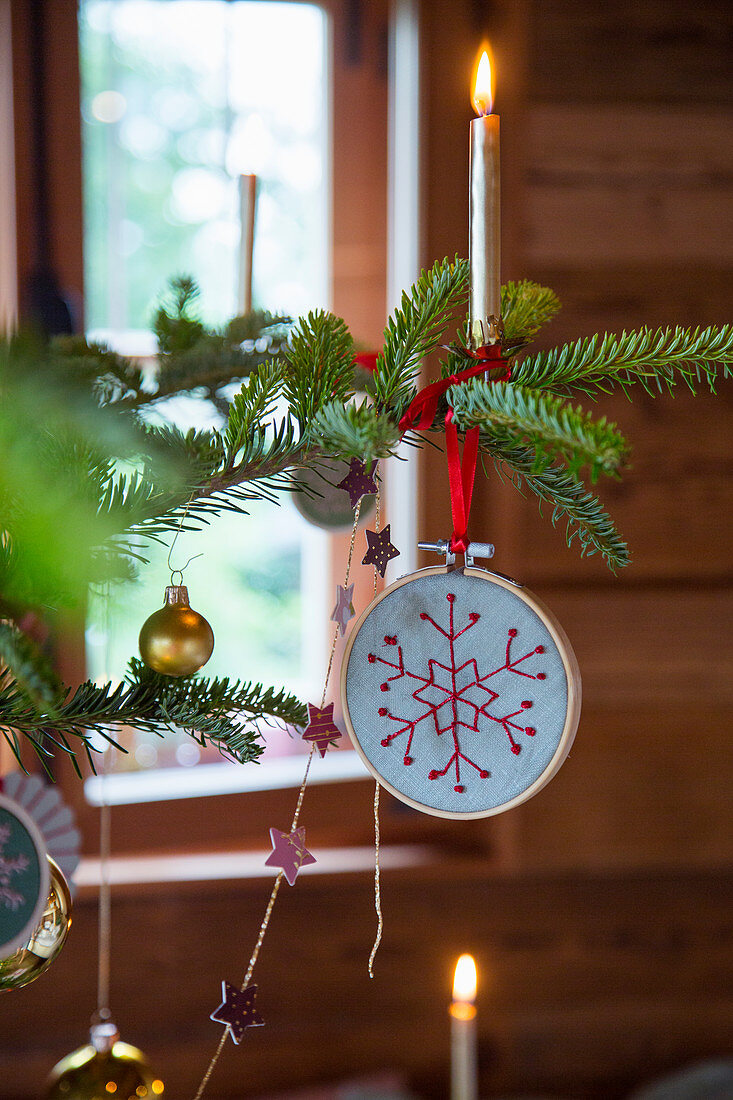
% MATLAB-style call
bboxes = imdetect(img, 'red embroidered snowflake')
[367,592,546,794]
[0,823,30,910]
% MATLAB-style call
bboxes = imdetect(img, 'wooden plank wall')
[415,0,733,1092]
[1,2,731,1099]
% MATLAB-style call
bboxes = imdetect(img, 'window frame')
[12,0,404,860]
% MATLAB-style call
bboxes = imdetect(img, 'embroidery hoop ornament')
[340,549,581,820]
[0,791,51,957]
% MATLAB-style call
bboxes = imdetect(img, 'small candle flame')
[452,954,477,1003]
[472,49,493,116]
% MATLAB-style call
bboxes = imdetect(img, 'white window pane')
[80,0,333,786]
[79,0,328,335]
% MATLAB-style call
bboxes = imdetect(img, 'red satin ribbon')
[354,351,379,372]
[398,361,489,433]
[445,411,480,552]
[397,344,510,553]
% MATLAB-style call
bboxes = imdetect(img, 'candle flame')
[452,954,477,1003]
[472,49,494,115]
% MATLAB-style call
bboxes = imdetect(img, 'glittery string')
[368,490,384,977]
[193,486,369,1100]
[94,584,113,1031]
[96,787,112,1019]
[368,780,383,978]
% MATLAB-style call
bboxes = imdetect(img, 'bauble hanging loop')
[139,583,214,677]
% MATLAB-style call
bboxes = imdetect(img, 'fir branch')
[372,257,469,414]
[310,398,401,462]
[450,379,629,480]
[49,336,147,406]
[142,323,288,409]
[94,415,301,556]
[484,437,630,571]
[0,623,62,715]
[0,659,307,766]
[513,324,733,396]
[223,361,286,458]
[152,274,206,353]
[501,280,561,341]
[282,311,355,427]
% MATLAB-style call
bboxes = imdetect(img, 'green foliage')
[0,623,62,716]
[282,310,355,427]
[485,437,630,571]
[153,275,207,354]
[513,324,733,396]
[310,398,400,462]
[1,265,729,766]
[49,335,146,406]
[450,379,628,480]
[500,280,561,342]
[0,339,183,609]
[0,657,307,775]
[372,257,469,415]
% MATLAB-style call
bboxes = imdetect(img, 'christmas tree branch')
[0,623,62,715]
[484,436,630,570]
[310,397,401,462]
[282,310,355,427]
[372,256,469,414]
[450,379,629,480]
[2,261,728,764]
[0,658,306,772]
[512,324,733,396]
[500,280,561,342]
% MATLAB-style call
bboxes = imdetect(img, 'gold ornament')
[138,584,214,677]
[0,856,72,992]
[47,1019,164,1100]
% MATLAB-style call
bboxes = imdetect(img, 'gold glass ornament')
[47,1019,164,1100]
[0,856,72,992]
[138,583,214,677]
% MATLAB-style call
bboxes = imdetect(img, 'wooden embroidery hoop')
[340,564,582,820]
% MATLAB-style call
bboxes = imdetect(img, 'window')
[79,0,329,343]
[47,0,399,853]
[73,0,419,842]
[79,0,341,798]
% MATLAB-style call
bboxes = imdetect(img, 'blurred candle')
[469,48,501,347]
[450,953,478,1100]
[238,173,257,314]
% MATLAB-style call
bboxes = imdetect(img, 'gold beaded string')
[193,488,367,1100]
[368,489,384,978]
[93,583,114,1033]
[368,781,383,978]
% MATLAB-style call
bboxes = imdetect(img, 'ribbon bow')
[398,343,511,553]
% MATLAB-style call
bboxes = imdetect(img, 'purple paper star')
[362,524,400,577]
[337,458,378,508]
[210,980,264,1044]
[302,702,342,757]
[331,583,355,635]
[264,826,316,886]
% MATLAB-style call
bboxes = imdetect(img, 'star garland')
[194,462,390,1099]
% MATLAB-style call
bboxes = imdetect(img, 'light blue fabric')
[345,570,570,814]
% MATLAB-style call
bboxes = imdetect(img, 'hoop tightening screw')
[418,540,495,567]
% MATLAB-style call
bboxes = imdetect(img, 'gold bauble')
[138,584,214,677]
[0,856,72,992]
[46,1024,164,1100]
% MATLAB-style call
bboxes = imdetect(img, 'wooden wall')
[1,2,731,1098]
[417,0,733,1091]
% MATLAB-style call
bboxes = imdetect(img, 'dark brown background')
[2,0,732,1097]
